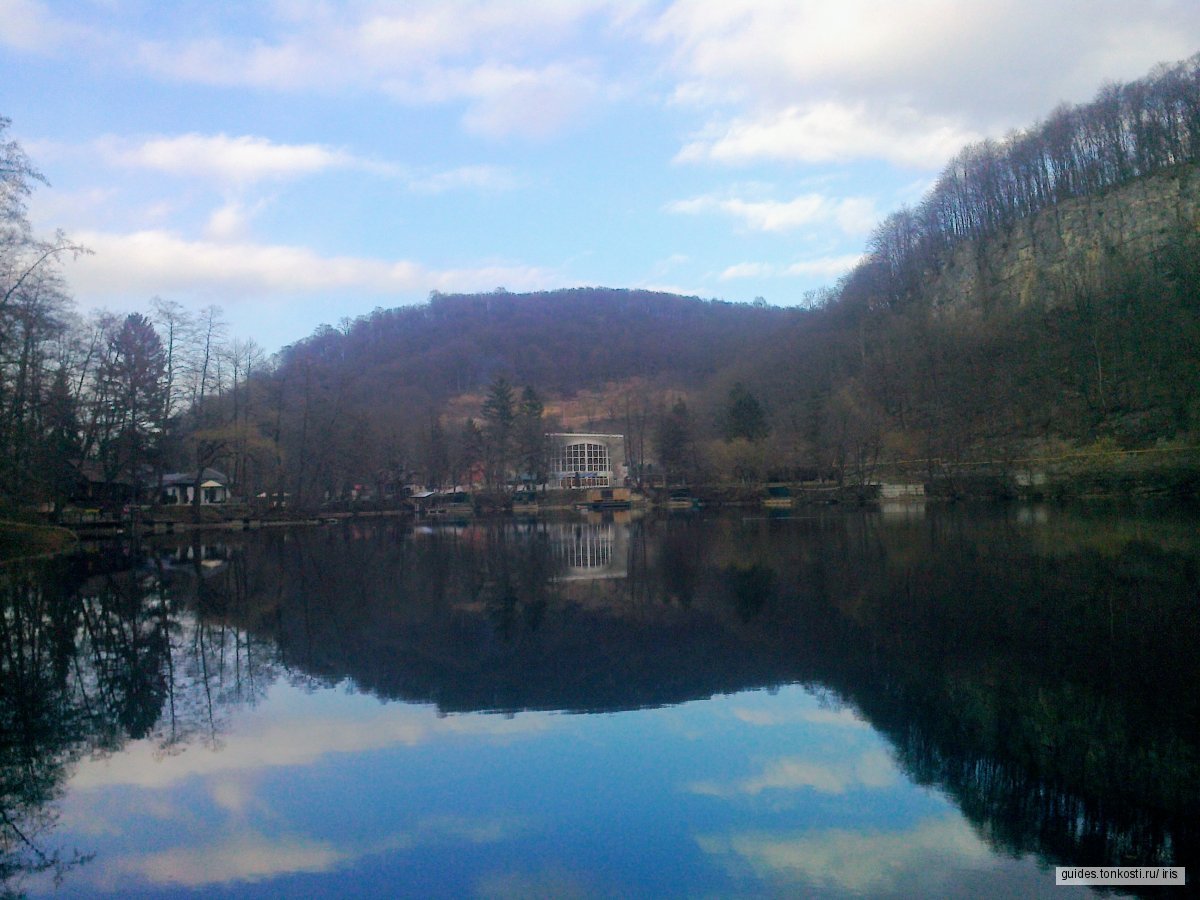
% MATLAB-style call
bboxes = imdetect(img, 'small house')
[70,461,135,508]
[160,469,230,506]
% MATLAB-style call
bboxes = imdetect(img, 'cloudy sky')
[5,1,1199,352]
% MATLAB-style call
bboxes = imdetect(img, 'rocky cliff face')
[928,164,1200,311]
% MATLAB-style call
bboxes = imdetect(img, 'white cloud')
[716,253,863,282]
[129,3,623,139]
[833,196,880,235]
[408,164,520,194]
[0,0,75,52]
[456,63,605,139]
[784,254,864,278]
[79,132,518,195]
[14,1,1200,164]
[133,37,296,90]
[203,199,267,241]
[669,191,877,235]
[97,133,361,186]
[654,1,1200,114]
[653,1,998,107]
[677,102,979,169]
[654,0,1200,168]
[697,816,996,894]
[62,229,556,304]
[719,262,774,281]
[24,185,119,227]
[347,1,619,91]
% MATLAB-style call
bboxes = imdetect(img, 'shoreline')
[0,520,80,564]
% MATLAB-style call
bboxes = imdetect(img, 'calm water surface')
[2,505,1197,898]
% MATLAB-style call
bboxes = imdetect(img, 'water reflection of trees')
[1,509,1197,893]
[748,509,1200,883]
[0,540,277,896]
[194,512,1198,878]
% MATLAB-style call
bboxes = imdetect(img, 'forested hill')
[7,57,1198,514]
[721,55,1200,483]
[279,288,792,400]
[248,56,1200,502]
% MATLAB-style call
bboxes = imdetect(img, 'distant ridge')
[216,56,1200,500]
[281,287,792,400]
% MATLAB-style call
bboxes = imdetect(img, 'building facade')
[160,469,230,505]
[546,433,627,489]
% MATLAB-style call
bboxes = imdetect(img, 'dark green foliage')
[514,386,548,488]
[481,377,515,436]
[97,314,166,495]
[655,399,696,483]
[721,382,771,443]
[481,377,515,489]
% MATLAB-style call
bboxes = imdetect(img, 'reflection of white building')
[549,521,628,580]
[547,433,627,489]
[159,542,231,576]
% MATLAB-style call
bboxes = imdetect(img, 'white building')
[546,433,627,489]
[160,469,230,505]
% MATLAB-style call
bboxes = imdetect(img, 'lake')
[2,504,1197,898]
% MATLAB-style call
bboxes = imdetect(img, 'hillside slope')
[205,58,1200,500]
[280,288,792,401]
[926,163,1200,311]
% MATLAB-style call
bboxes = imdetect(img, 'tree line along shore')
[3,57,1199,532]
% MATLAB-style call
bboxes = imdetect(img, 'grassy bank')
[0,520,79,563]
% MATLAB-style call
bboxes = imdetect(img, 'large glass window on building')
[556,442,611,487]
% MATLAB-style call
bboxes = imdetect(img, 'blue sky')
[5,1,1200,352]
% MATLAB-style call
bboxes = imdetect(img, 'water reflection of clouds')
[53,685,549,890]
[688,749,897,797]
[209,777,258,815]
[732,705,871,729]
[697,816,995,895]
[69,683,551,791]
[98,815,527,889]
[475,865,600,899]
[108,833,348,888]
[62,788,201,836]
